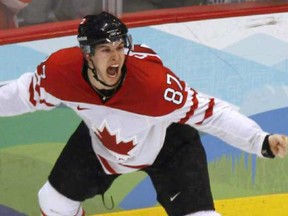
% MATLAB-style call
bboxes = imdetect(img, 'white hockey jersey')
[0,44,268,174]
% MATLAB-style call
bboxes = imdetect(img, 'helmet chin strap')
[88,59,122,88]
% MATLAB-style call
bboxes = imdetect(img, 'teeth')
[110,64,119,68]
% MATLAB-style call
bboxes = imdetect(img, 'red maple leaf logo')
[95,126,136,156]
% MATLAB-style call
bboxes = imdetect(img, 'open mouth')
[107,64,119,78]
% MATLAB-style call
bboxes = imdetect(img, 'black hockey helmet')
[77,12,133,54]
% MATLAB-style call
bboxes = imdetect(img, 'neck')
[86,67,126,101]
[87,69,112,90]
[91,85,116,102]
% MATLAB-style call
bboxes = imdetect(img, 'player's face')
[90,40,125,89]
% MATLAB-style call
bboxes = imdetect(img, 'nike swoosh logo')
[77,105,89,111]
[170,192,181,202]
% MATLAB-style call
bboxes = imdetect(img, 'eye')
[117,44,125,51]
[117,47,124,52]
[101,47,111,53]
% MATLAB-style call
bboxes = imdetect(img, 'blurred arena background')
[1,1,288,215]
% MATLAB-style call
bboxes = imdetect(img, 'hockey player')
[0,12,287,216]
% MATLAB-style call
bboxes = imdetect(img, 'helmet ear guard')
[80,45,92,55]
[126,34,133,51]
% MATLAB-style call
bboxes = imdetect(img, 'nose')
[111,49,119,61]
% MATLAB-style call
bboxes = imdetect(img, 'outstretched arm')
[0,73,35,116]
[159,70,288,159]
[183,93,287,159]
[0,72,60,117]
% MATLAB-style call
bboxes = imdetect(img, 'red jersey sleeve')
[29,46,93,107]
